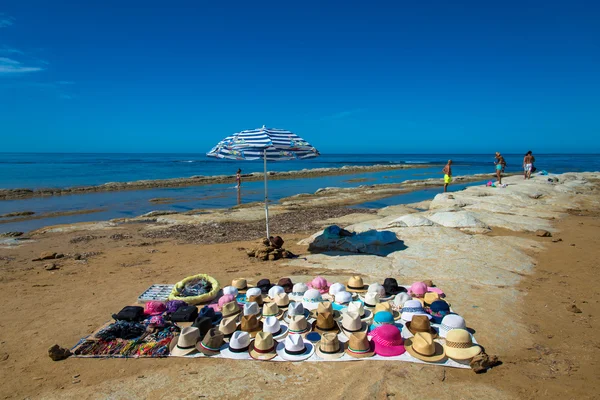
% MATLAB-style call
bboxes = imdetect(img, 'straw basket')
[168,274,220,305]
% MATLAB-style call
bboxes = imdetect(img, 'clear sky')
[1,1,599,154]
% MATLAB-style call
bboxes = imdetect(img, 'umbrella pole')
[263,149,270,238]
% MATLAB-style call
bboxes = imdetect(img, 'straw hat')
[345,331,374,359]
[267,286,285,301]
[393,292,412,309]
[339,311,367,338]
[368,283,394,301]
[218,315,239,338]
[243,302,261,317]
[315,332,345,359]
[246,287,263,303]
[362,292,380,308]
[261,302,283,320]
[273,293,290,309]
[345,301,372,322]
[311,301,341,320]
[371,324,405,357]
[283,302,310,323]
[405,315,438,338]
[287,315,311,335]
[238,314,263,338]
[424,292,449,307]
[443,329,481,360]
[262,316,288,340]
[401,300,432,322]
[405,332,446,362]
[222,286,239,297]
[249,331,277,361]
[232,278,253,293]
[439,314,466,338]
[248,295,264,307]
[276,334,315,361]
[220,331,252,360]
[169,327,200,356]
[220,301,242,319]
[197,328,225,356]
[312,311,340,334]
[346,276,368,293]
[290,283,309,301]
[302,289,324,311]
[374,302,401,320]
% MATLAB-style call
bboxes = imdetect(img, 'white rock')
[427,211,488,228]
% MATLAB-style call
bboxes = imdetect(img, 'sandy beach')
[0,172,599,399]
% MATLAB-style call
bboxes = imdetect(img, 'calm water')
[0,153,598,233]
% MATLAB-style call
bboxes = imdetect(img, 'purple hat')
[165,300,188,314]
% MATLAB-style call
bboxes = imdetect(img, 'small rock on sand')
[567,304,582,313]
[44,263,59,271]
[48,345,72,361]
[552,238,563,242]
[470,352,500,373]
[39,251,58,260]
[535,230,552,237]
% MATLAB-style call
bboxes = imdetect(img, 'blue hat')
[369,311,402,332]
[199,306,223,325]
[429,301,450,324]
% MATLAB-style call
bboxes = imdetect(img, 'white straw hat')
[276,334,315,361]
[243,302,260,317]
[302,289,323,311]
[334,291,353,305]
[283,302,310,323]
[246,287,262,301]
[328,282,346,296]
[262,316,288,340]
[220,331,252,360]
[393,292,412,309]
[290,283,309,301]
[400,300,432,322]
[222,286,239,297]
[438,314,466,338]
[346,301,372,321]
[268,285,285,300]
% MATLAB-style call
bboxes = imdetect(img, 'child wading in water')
[236,168,242,188]
[442,160,452,193]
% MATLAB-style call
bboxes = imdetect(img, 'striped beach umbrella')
[207,125,319,237]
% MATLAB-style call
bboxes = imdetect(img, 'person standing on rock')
[494,152,506,184]
[442,160,452,193]
[523,151,535,180]
[236,168,242,188]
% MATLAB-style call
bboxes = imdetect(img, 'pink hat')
[208,294,237,312]
[144,301,166,316]
[371,324,406,357]
[307,276,330,294]
[148,315,166,327]
[408,282,444,298]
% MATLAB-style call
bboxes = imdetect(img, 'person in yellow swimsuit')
[442,160,452,193]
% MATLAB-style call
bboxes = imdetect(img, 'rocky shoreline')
[0,163,430,200]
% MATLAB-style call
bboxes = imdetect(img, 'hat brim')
[444,344,482,360]
[221,345,253,360]
[196,341,225,356]
[373,344,406,357]
[340,322,368,338]
[405,323,439,339]
[221,309,242,320]
[309,309,342,321]
[346,285,369,293]
[405,339,446,363]
[401,312,432,322]
[311,320,340,335]
[276,341,315,361]
[248,342,277,361]
[168,334,200,356]
[260,309,284,320]
[236,321,264,338]
[283,309,311,323]
[344,341,375,359]
[265,325,289,341]
[315,341,346,360]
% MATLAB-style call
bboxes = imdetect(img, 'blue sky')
[1,1,599,154]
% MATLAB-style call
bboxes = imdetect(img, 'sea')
[1,153,598,233]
